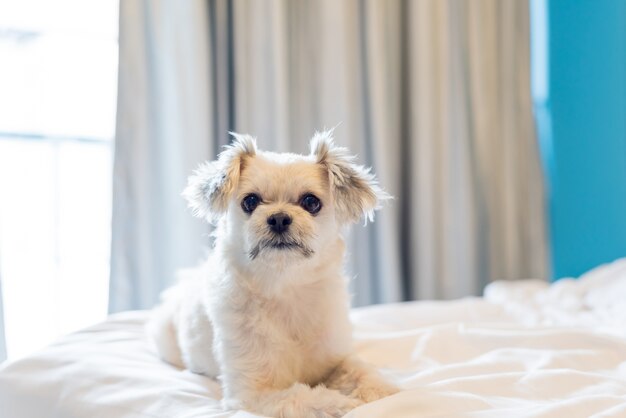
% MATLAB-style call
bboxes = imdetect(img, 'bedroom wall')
[532,0,626,280]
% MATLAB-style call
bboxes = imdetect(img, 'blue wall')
[532,0,626,279]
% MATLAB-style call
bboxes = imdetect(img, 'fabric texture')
[2,258,626,418]
[110,0,548,310]
[110,0,216,312]
[0,272,5,362]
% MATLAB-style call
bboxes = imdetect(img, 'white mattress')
[2,259,626,417]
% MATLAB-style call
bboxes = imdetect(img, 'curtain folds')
[111,0,215,312]
[0,273,6,361]
[110,0,548,311]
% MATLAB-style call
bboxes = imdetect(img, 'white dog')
[147,131,398,417]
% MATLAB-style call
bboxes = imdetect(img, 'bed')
[1,259,626,418]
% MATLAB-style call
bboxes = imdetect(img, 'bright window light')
[0,0,119,360]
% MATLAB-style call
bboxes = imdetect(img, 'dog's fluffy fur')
[147,131,398,417]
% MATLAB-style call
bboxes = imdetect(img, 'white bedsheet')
[2,259,626,417]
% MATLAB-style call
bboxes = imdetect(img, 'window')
[0,0,119,360]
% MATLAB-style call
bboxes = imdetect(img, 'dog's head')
[184,131,389,266]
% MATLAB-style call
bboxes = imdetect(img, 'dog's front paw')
[298,396,363,418]
[251,383,363,418]
[286,385,363,418]
[310,394,363,418]
[351,381,399,403]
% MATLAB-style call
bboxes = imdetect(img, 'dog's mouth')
[249,238,313,260]
[269,242,300,250]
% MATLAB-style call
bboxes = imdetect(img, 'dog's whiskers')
[249,238,314,259]
[249,244,261,260]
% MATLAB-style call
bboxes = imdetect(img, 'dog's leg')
[225,383,362,418]
[324,356,399,403]
[146,295,185,368]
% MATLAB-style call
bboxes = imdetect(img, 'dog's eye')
[241,194,261,214]
[300,194,322,215]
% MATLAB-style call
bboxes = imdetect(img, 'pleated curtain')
[110,0,548,311]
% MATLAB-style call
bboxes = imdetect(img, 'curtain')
[111,0,547,311]
[0,272,6,362]
[110,0,215,312]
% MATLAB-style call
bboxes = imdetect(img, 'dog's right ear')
[183,133,257,223]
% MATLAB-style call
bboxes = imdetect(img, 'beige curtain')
[111,0,548,310]
[230,0,548,303]
[110,0,215,312]
[0,270,5,361]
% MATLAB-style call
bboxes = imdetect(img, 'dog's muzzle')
[249,236,313,260]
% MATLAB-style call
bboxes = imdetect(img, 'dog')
[147,131,399,417]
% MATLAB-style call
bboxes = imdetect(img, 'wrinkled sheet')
[2,259,626,417]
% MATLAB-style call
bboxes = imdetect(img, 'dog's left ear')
[310,131,390,224]
[183,133,257,223]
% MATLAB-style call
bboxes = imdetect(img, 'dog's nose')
[267,212,292,234]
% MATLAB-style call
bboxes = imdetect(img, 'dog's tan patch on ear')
[310,131,333,164]
[309,130,390,224]
[183,133,257,223]
[229,132,257,157]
